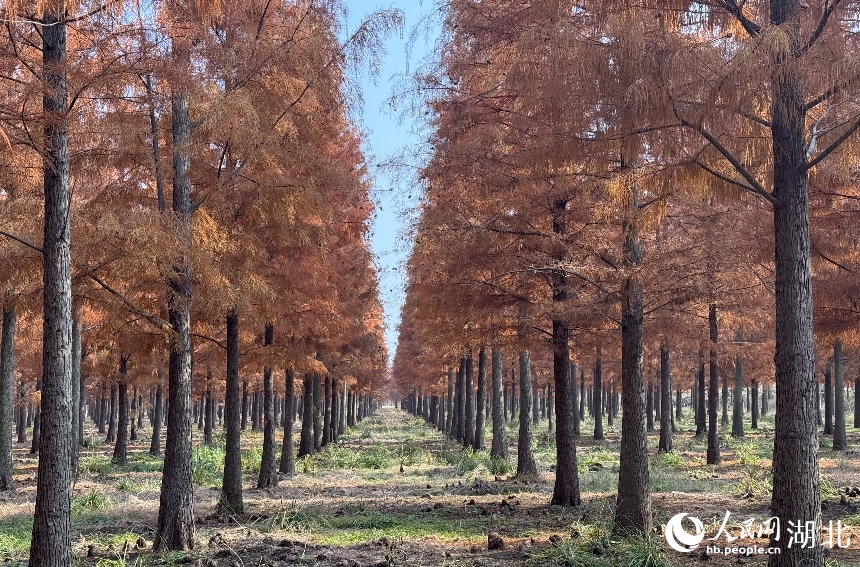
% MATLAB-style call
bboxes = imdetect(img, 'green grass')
[71,488,114,517]
[79,456,113,476]
[0,516,32,559]
[191,444,224,487]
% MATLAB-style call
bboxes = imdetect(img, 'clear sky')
[344,2,437,363]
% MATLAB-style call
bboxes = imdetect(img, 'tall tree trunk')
[833,341,846,451]
[299,378,314,457]
[732,356,744,438]
[322,376,331,447]
[280,368,296,474]
[330,378,338,443]
[473,347,486,451]
[646,382,654,432]
[258,325,277,488]
[464,351,475,448]
[220,309,243,512]
[571,364,580,437]
[616,218,650,534]
[675,388,682,422]
[551,320,579,506]
[532,384,539,426]
[767,1,822,562]
[17,381,26,444]
[824,365,833,434]
[203,372,213,446]
[339,381,347,435]
[658,343,672,453]
[30,10,73,563]
[150,374,163,456]
[30,379,42,455]
[593,349,603,441]
[707,304,720,465]
[854,378,860,430]
[105,383,117,444]
[517,351,536,476]
[456,359,466,442]
[312,375,322,451]
[445,368,454,435]
[98,382,107,433]
[155,39,196,551]
[71,317,81,471]
[696,347,706,436]
[751,379,759,429]
[130,386,138,442]
[241,381,248,431]
[490,349,507,460]
[721,368,729,428]
[0,305,15,491]
[112,356,130,464]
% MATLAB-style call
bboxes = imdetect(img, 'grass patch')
[651,451,683,468]
[619,534,672,567]
[0,516,32,559]
[192,445,223,487]
[79,456,113,476]
[71,488,114,517]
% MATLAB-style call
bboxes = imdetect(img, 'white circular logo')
[665,513,705,553]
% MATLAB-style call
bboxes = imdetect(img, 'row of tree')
[391,1,860,566]
[0,0,396,563]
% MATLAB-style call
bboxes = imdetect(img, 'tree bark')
[112,356,130,464]
[105,382,117,444]
[490,349,507,459]
[299,377,314,457]
[464,351,475,448]
[551,320,580,506]
[517,351,536,476]
[732,356,744,438]
[0,306,15,491]
[258,325,277,488]
[445,368,454,435]
[473,347,486,451]
[71,318,81,471]
[30,10,73,563]
[150,374,163,456]
[241,380,248,431]
[155,39,196,551]
[824,365,833,434]
[322,376,332,447]
[707,303,720,465]
[646,382,654,432]
[833,341,846,451]
[615,217,651,534]
[658,343,672,453]
[279,368,297,474]
[696,347,706,436]
[751,379,759,429]
[203,372,213,446]
[312,375,322,451]
[220,309,243,512]
[593,349,603,440]
[456,359,466,442]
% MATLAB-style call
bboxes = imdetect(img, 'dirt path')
[2,407,860,566]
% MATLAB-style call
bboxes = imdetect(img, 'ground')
[1,407,860,566]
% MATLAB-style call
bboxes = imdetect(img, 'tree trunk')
[280,368,296,474]
[473,347,486,451]
[299,377,314,457]
[732,356,744,438]
[615,217,650,534]
[551,320,580,506]
[707,304,720,465]
[98,382,107,433]
[130,386,138,443]
[675,387,682,422]
[571,364,580,437]
[17,381,26,444]
[220,309,243,512]
[105,383,117,444]
[112,356,130,465]
[257,325,277,488]
[833,341,846,451]
[30,11,73,563]
[0,305,15,491]
[445,368,454,435]
[203,372,213,446]
[646,382,654,432]
[696,347,706,436]
[71,318,81,471]
[854,378,860,430]
[751,379,759,429]
[721,367,729,428]
[658,343,672,453]
[322,376,331,447]
[593,349,603,440]
[464,352,475,448]
[456,359,466,443]
[312,375,322,451]
[824,365,833,434]
[155,38,196,550]
[241,381,248,431]
[532,385,539,426]
[150,375,163,456]
[490,349,507,460]
[517,351,536,476]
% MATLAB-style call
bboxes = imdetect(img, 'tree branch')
[0,229,42,253]
[799,0,845,56]
[804,114,860,171]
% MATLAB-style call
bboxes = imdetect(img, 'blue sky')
[345,2,438,361]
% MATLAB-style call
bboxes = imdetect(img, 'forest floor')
[2,407,860,567]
